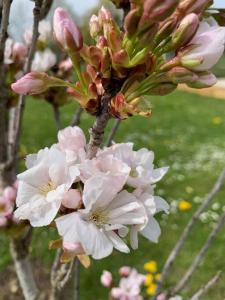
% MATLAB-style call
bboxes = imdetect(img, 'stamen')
[39,181,56,196]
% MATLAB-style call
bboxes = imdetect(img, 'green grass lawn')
[1,90,225,299]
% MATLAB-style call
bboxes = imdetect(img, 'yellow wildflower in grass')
[144,260,157,273]
[178,200,192,211]
[146,283,157,296]
[145,273,154,286]
[155,273,161,281]
[212,116,222,125]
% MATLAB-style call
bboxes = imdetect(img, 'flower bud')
[178,0,212,15]
[98,6,113,25]
[138,0,179,30]
[53,7,83,52]
[12,43,27,62]
[11,72,67,95]
[100,271,113,287]
[171,13,199,48]
[89,15,102,39]
[149,83,177,95]
[187,72,217,88]
[119,266,131,277]
[167,67,198,83]
[154,18,178,45]
[124,8,141,36]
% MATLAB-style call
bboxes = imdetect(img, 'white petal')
[141,217,161,243]
[106,231,130,253]
[154,196,170,214]
[56,212,113,259]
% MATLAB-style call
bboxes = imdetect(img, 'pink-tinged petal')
[58,126,86,152]
[181,21,225,71]
[83,174,122,211]
[111,287,124,298]
[63,242,84,255]
[62,189,81,209]
[3,186,17,202]
[100,270,113,287]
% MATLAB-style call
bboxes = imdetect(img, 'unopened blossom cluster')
[0,183,18,228]
[6,20,73,109]
[14,126,169,260]
[12,1,225,118]
[100,266,146,300]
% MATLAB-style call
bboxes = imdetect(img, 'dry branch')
[171,211,225,295]
[190,271,222,300]
[0,0,12,164]
[154,168,225,297]
[10,228,40,300]
[8,0,44,166]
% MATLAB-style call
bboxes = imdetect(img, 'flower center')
[39,181,56,196]
[130,167,138,178]
[89,210,108,228]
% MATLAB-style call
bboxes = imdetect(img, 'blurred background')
[1,1,225,299]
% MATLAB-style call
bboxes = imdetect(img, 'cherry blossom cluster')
[0,183,18,228]
[101,266,146,300]
[14,126,169,260]
[11,2,225,119]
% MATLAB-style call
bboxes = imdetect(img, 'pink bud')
[187,72,217,88]
[98,6,113,24]
[11,72,47,95]
[61,189,81,209]
[100,270,113,287]
[53,7,83,52]
[119,266,131,277]
[11,72,66,95]
[172,13,199,48]
[3,186,17,203]
[12,43,28,62]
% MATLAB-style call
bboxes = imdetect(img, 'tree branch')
[52,105,61,131]
[10,228,40,300]
[8,0,43,167]
[71,106,83,127]
[154,168,225,297]
[190,271,222,300]
[171,211,225,295]
[87,94,111,159]
[0,0,13,163]
[106,119,121,147]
